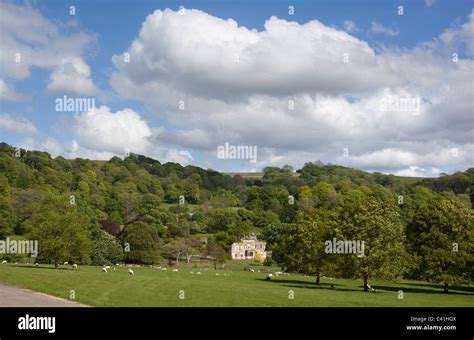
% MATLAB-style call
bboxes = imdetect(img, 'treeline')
[0,143,472,292]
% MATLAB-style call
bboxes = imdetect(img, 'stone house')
[231,234,267,260]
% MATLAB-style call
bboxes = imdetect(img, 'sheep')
[113,267,116,271]
[190,271,194,274]
[172,269,178,272]
[128,269,134,276]
[216,273,220,276]
[102,267,108,273]
[266,274,273,281]
[249,269,255,273]
[34,263,39,267]
[1,260,7,264]
[161,268,167,271]
[105,266,111,269]
[72,264,78,269]
[63,261,69,265]
[196,272,201,275]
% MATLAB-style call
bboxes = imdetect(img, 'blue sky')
[0,0,473,176]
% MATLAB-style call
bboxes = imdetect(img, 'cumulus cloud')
[371,21,399,36]
[104,10,474,174]
[48,57,96,95]
[0,2,97,95]
[104,8,473,175]
[112,9,402,101]
[394,166,440,178]
[0,114,38,135]
[71,106,193,164]
[0,79,24,101]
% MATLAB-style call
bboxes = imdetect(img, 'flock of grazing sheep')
[1,260,295,281]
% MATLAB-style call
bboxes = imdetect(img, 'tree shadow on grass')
[10,265,71,271]
[396,282,474,295]
[371,284,473,296]
[255,278,361,292]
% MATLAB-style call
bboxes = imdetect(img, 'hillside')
[0,142,473,289]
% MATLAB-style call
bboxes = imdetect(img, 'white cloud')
[106,8,474,175]
[424,0,435,8]
[0,2,97,96]
[0,79,23,101]
[71,106,193,164]
[371,21,400,36]
[0,114,38,135]
[48,57,96,95]
[18,137,64,157]
[112,9,402,100]
[343,20,358,33]
[73,106,153,155]
[394,166,440,177]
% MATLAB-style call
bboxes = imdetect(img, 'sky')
[0,0,473,177]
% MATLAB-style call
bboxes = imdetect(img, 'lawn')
[0,262,472,307]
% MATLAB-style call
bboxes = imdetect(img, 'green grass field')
[1,262,472,307]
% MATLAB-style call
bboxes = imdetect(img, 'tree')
[25,194,92,268]
[339,194,408,291]
[91,229,124,265]
[165,238,202,265]
[284,209,337,284]
[0,196,15,238]
[121,221,161,264]
[407,198,473,293]
[206,239,226,270]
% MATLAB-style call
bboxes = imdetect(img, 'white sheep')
[128,269,134,276]
[196,272,201,275]
[102,267,108,273]
[216,273,220,276]
[63,261,69,265]
[266,274,273,281]
[249,269,255,273]
[34,263,39,267]
[72,264,78,269]
[172,269,178,272]
[1,260,7,264]
[161,268,167,271]
[105,265,111,269]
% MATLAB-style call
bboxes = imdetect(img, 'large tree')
[407,198,473,293]
[25,194,92,268]
[339,194,409,291]
[121,220,161,264]
[283,209,337,284]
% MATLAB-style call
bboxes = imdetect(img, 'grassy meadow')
[0,261,472,307]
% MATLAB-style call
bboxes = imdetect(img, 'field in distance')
[0,262,472,307]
